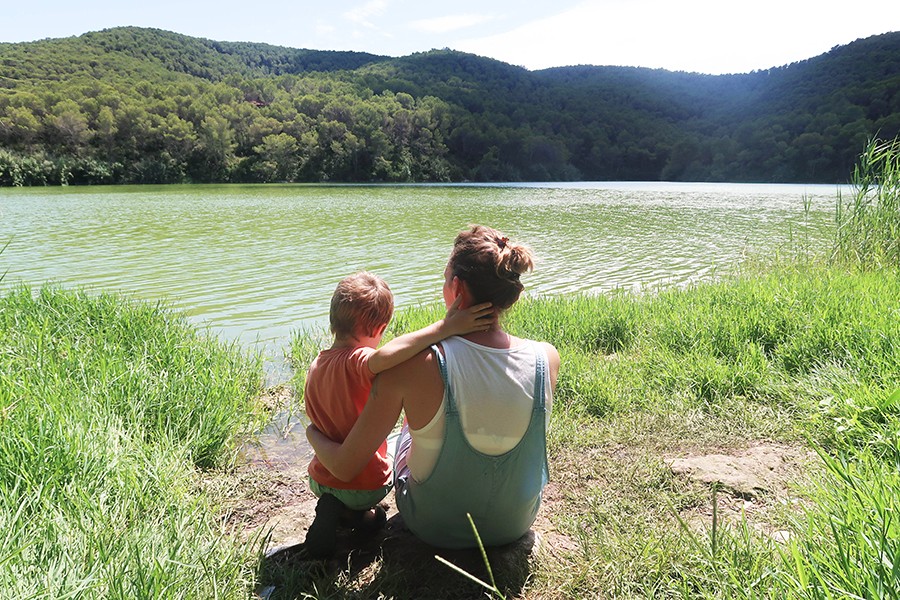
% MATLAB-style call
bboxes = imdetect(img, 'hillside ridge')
[1,28,898,184]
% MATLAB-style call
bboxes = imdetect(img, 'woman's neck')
[459,327,517,349]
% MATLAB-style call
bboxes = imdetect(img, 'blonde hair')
[447,225,534,310]
[329,272,394,339]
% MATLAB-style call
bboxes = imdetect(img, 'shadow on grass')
[260,514,535,599]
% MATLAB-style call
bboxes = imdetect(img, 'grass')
[0,285,265,598]
[520,265,899,448]
[783,449,900,599]
[5,136,900,598]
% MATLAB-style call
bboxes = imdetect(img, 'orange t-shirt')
[305,346,390,490]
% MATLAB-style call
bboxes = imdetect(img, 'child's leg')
[312,480,392,535]
[304,492,343,558]
[341,504,387,533]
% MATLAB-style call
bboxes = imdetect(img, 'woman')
[307,225,561,549]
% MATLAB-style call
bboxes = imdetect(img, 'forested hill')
[1,26,898,185]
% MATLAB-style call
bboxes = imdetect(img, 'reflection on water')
[239,408,313,468]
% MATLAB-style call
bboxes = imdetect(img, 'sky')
[3,0,900,75]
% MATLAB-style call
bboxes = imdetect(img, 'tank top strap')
[532,342,546,412]
[430,344,457,415]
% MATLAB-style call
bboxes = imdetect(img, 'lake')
[1,181,842,365]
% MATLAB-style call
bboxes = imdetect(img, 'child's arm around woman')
[366,296,492,374]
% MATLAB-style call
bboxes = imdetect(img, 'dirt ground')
[204,387,814,598]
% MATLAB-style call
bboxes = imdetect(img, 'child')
[303,271,491,557]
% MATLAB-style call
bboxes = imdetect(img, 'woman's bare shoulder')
[540,341,560,362]
[379,346,444,428]
[380,346,438,384]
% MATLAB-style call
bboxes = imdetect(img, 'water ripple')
[1,182,840,350]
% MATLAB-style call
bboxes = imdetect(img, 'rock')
[667,443,808,499]
[770,530,793,544]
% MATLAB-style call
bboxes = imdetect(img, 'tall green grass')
[387,266,898,454]
[783,449,900,599]
[1,285,264,598]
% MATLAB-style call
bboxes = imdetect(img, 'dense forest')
[1,27,898,185]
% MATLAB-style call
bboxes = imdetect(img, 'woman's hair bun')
[497,237,534,279]
[449,225,534,309]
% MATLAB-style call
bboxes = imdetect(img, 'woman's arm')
[306,376,404,481]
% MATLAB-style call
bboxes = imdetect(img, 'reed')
[832,136,900,268]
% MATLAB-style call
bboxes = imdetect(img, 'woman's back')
[406,336,552,482]
[394,336,551,548]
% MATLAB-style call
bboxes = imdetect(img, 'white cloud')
[452,0,900,73]
[409,13,496,34]
[343,0,390,28]
[315,20,336,36]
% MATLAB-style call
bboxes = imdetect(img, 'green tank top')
[395,342,549,549]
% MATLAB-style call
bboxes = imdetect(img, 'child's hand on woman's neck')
[447,275,511,347]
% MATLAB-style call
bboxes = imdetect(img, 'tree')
[2,27,899,185]
[190,114,236,181]
[46,100,90,151]
[0,106,40,146]
[94,106,118,159]
[253,132,299,181]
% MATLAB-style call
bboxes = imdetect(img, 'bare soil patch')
[203,389,815,598]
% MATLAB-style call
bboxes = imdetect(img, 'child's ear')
[372,323,388,338]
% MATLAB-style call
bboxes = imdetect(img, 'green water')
[1,182,839,354]
[2,181,841,463]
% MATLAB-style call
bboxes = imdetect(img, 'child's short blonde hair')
[329,272,394,339]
